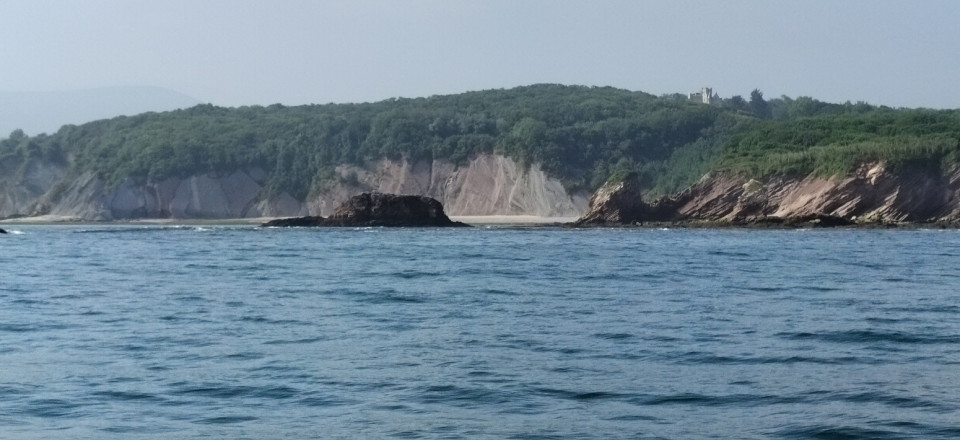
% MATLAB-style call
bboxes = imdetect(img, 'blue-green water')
[1,226,959,439]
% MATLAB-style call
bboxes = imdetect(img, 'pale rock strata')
[310,155,588,217]
[0,154,588,221]
[671,162,960,223]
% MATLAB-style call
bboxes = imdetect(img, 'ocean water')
[1,225,958,439]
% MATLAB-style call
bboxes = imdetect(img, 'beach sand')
[450,215,577,225]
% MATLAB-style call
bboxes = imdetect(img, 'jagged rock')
[262,193,469,227]
[573,172,647,226]
[673,162,960,224]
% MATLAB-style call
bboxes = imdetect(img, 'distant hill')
[1,84,958,213]
[0,86,201,136]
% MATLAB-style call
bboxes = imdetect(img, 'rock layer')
[314,155,588,217]
[574,162,960,226]
[0,154,587,221]
[672,162,960,223]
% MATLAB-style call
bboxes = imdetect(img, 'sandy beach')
[449,215,577,225]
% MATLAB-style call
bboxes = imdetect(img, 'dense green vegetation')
[1,84,958,199]
[717,108,960,177]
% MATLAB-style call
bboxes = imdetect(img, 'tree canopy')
[2,84,958,199]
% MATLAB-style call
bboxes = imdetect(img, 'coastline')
[0,215,579,226]
[3,214,959,229]
[0,215,274,225]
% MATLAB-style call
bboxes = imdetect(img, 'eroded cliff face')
[311,155,588,217]
[667,163,960,223]
[0,154,588,221]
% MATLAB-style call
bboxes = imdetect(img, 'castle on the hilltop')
[687,87,719,105]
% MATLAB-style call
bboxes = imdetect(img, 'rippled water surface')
[1,225,959,439]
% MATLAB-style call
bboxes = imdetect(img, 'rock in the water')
[0,227,6,234]
[262,193,469,227]
[260,216,325,227]
[573,172,647,226]
[323,192,468,227]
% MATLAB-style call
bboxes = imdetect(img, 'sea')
[0,225,958,439]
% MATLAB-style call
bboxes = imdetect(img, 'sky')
[2,0,958,108]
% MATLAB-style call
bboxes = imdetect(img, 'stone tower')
[699,87,714,104]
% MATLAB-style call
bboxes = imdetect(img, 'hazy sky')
[2,0,958,108]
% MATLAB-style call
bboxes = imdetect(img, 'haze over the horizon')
[2,0,958,109]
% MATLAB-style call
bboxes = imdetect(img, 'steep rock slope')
[315,155,588,217]
[668,163,960,223]
[0,154,588,221]
[572,173,645,226]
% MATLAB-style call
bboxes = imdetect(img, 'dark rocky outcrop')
[262,192,469,227]
[573,172,681,226]
[572,172,645,226]
[0,227,6,234]
[260,216,325,227]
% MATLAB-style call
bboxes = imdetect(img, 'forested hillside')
[1,84,958,201]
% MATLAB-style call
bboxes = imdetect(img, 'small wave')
[743,286,783,293]
[775,424,905,440]
[91,390,163,402]
[778,330,960,345]
[593,332,635,340]
[195,415,258,425]
[886,305,960,314]
[352,291,428,304]
[481,288,518,296]
[72,225,219,234]
[0,322,73,333]
[802,286,841,292]
[264,337,325,345]
[412,384,510,406]
[240,315,309,325]
[603,414,661,422]
[707,250,753,258]
[676,352,881,365]
[392,270,443,279]
[809,391,947,410]
[534,387,628,402]
[20,398,84,418]
[629,392,804,407]
[74,227,155,234]
[222,352,265,360]
[173,384,300,400]
[297,395,353,407]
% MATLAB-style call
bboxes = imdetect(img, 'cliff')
[0,154,588,221]
[670,162,960,223]
[574,162,960,226]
